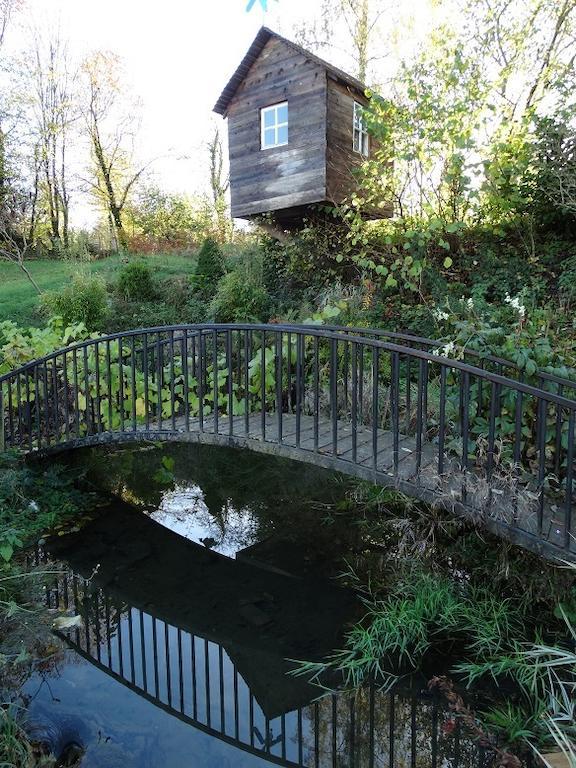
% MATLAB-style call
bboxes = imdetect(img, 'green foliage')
[209,248,271,322]
[0,317,90,375]
[127,185,232,250]
[0,705,47,768]
[294,569,522,690]
[40,272,108,330]
[192,238,225,299]
[117,260,156,302]
[0,451,96,559]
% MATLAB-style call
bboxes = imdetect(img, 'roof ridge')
[213,26,368,116]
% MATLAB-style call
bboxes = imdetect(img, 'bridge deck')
[125,411,574,560]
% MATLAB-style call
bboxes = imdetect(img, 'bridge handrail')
[318,323,576,392]
[2,323,576,411]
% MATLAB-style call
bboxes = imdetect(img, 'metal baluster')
[295,334,302,447]
[261,330,266,440]
[438,366,447,478]
[372,346,379,472]
[276,331,283,443]
[33,365,41,448]
[198,331,204,432]
[177,627,184,713]
[191,635,198,720]
[554,384,564,478]
[331,337,338,456]
[218,644,225,733]
[204,638,211,727]
[392,351,400,476]
[131,336,137,431]
[118,338,125,433]
[244,329,250,436]
[351,342,358,464]
[227,330,234,436]
[44,359,52,444]
[51,357,59,441]
[24,371,32,450]
[461,370,470,504]
[486,381,498,513]
[143,334,150,432]
[564,410,574,551]
[155,334,162,431]
[168,331,175,431]
[106,340,113,432]
[537,397,547,536]
[313,336,319,451]
[140,612,150,686]
[165,621,172,707]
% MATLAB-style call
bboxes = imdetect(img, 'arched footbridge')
[3,323,576,562]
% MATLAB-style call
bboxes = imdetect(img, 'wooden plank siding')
[220,30,392,222]
[326,77,368,204]
[227,37,328,218]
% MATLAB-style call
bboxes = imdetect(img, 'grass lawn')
[0,252,197,327]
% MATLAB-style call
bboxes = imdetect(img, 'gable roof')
[213,26,368,116]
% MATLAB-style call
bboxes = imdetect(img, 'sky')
[5,0,441,225]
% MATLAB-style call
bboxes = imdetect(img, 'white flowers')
[432,341,456,358]
[504,293,526,319]
[433,308,449,321]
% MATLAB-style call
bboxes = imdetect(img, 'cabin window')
[353,101,369,156]
[260,102,288,149]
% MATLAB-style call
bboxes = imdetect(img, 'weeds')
[292,569,523,691]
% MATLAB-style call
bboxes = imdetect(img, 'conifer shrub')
[192,238,225,299]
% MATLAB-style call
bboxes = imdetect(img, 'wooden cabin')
[213,27,389,227]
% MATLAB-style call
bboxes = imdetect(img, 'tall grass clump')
[292,569,522,691]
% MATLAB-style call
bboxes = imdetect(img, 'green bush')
[209,267,271,323]
[184,296,209,324]
[103,297,181,333]
[192,238,225,299]
[117,260,156,302]
[40,273,108,330]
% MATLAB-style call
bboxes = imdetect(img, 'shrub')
[192,238,225,299]
[117,260,156,302]
[103,297,181,333]
[209,270,271,322]
[40,273,108,330]
[184,296,209,324]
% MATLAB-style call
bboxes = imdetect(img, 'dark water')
[21,444,490,767]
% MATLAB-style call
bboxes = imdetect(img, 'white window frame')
[353,101,369,156]
[260,101,288,150]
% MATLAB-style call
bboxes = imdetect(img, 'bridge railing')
[33,553,490,768]
[2,323,576,558]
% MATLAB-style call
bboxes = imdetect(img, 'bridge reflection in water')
[37,528,490,768]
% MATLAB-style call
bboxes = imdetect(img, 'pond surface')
[21,444,492,767]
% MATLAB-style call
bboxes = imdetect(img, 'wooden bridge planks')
[137,411,575,561]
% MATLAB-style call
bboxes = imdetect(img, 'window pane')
[277,124,288,145]
[263,127,276,148]
[263,109,275,128]
[276,103,288,124]
[362,133,369,156]
[353,129,361,152]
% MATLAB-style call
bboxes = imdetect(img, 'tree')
[460,0,576,125]
[29,29,76,252]
[81,51,152,252]
[292,0,392,83]
[0,199,42,294]
[207,127,230,239]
